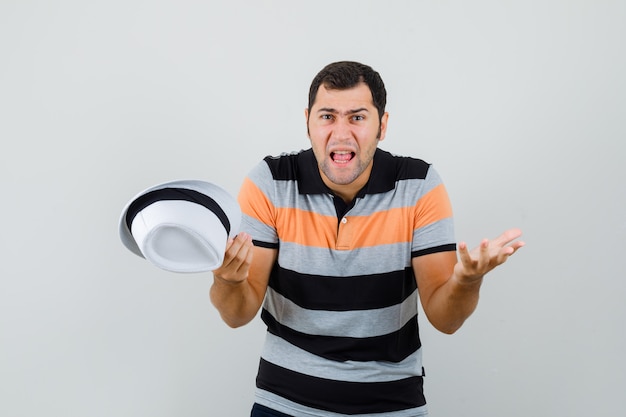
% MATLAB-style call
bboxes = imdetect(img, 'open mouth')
[331,151,355,164]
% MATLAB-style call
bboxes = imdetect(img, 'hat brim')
[119,180,241,273]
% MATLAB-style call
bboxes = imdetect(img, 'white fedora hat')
[119,180,241,273]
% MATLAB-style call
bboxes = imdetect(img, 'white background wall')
[1,1,624,416]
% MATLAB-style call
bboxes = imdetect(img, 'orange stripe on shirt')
[275,186,451,250]
[239,179,452,251]
[413,183,453,230]
[275,207,338,248]
[238,177,276,228]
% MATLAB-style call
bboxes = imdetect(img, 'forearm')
[210,276,262,328]
[423,274,483,334]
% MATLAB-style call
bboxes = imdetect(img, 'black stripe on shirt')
[261,309,421,363]
[412,243,457,258]
[252,239,279,249]
[256,358,426,415]
[269,266,417,311]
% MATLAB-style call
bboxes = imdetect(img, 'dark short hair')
[308,61,387,121]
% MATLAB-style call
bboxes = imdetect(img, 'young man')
[211,61,524,417]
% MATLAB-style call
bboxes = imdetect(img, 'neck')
[321,169,371,204]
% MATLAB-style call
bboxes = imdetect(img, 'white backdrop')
[1,1,624,416]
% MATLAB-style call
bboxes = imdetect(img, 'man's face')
[305,83,388,200]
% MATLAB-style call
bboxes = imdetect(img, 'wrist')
[453,272,484,289]
[213,273,247,286]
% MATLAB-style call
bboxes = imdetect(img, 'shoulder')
[261,149,312,181]
[368,149,440,194]
[243,149,313,198]
[375,149,432,181]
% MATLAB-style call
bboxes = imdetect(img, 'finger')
[457,241,473,267]
[476,238,490,271]
[221,233,250,266]
[229,234,254,277]
[492,228,523,247]
[495,246,514,264]
[511,240,525,250]
[232,235,253,265]
[228,232,249,252]
[505,240,525,256]
[235,242,255,275]
[495,239,526,264]
[214,234,253,278]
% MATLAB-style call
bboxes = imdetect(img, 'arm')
[210,232,277,328]
[413,228,525,334]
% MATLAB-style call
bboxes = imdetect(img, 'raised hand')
[454,228,525,285]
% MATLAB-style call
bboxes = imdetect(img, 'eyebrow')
[317,107,369,116]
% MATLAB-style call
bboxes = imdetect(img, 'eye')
[352,114,365,121]
[321,114,334,120]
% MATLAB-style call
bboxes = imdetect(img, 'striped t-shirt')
[237,148,456,417]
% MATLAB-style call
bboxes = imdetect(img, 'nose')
[330,117,352,141]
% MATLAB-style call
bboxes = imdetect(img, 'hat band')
[125,187,231,235]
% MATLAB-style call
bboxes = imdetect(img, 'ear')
[378,112,389,141]
[304,108,310,137]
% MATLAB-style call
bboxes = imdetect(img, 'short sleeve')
[411,166,456,257]
[237,161,279,248]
